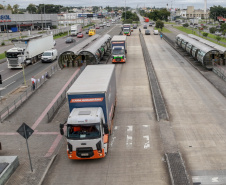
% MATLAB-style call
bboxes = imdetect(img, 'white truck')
[71,24,82,36]
[7,34,54,69]
[111,35,127,63]
[60,65,116,160]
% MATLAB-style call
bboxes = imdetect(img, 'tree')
[13,4,19,14]
[0,4,4,9]
[209,27,216,34]
[92,6,99,13]
[6,4,13,11]
[202,32,208,37]
[220,23,226,33]
[215,35,221,42]
[27,4,37,13]
[156,20,164,31]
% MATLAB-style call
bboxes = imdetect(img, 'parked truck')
[111,35,127,63]
[7,34,54,69]
[123,24,131,36]
[60,65,116,160]
[71,24,82,36]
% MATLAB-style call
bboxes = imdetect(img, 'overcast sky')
[4,0,226,10]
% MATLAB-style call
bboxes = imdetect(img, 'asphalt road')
[0,25,117,97]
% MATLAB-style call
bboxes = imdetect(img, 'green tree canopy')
[26,4,37,13]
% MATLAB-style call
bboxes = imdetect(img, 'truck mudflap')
[67,148,106,160]
[123,33,130,36]
[112,58,126,63]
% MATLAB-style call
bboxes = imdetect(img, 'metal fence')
[213,62,226,82]
[0,64,60,122]
[47,65,86,122]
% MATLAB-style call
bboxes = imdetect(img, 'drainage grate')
[0,163,9,174]
[165,152,191,185]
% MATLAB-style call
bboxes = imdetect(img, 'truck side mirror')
[59,123,64,135]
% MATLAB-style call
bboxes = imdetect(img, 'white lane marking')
[212,177,219,182]
[3,70,22,82]
[126,126,133,148]
[114,126,118,130]
[4,81,16,88]
[143,135,150,149]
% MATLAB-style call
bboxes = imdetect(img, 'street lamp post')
[125,0,126,22]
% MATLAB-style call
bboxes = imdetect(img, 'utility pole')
[125,0,126,22]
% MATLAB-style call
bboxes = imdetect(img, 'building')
[175,6,209,20]
[0,13,58,32]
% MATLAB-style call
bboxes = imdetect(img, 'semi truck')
[111,35,127,63]
[7,34,54,69]
[123,24,131,36]
[71,24,82,36]
[60,65,116,160]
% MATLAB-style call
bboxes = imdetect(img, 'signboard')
[17,123,34,139]
[0,15,11,22]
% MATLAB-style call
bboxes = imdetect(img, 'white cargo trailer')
[7,34,54,69]
[71,24,82,36]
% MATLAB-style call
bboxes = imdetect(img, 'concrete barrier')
[0,156,19,185]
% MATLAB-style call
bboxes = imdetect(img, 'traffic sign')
[17,122,34,172]
[17,123,34,139]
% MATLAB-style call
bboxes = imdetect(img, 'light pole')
[125,0,126,22]
[44,4,46,29]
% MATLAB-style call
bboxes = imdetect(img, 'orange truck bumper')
[67,149,105,160]
[112,59,126,63]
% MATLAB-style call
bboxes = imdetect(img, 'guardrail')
[213,62,226,82]
[46,65,86,122]
[0,64,60,123]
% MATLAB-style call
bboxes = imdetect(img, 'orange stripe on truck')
[112,59,125,63]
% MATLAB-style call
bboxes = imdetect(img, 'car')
[77,33,83,38]
[143,25,147,29]
[107,23,110,27]
[86,29,89,34]
[103,22,106,26]
[133,24,137,29]
[153,30,159,35]
[96,25,100,29]
[65,37,75,43]
[145,29,151,35]
[149,22,155,26]
[100,24,104,28]
[215,31,222,36]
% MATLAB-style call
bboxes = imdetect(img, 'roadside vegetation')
[122,11,139,24]
[155,27,171,33]
[0,52,6,59]
[53,31,68,39]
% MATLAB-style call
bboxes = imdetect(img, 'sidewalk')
[0,66,80,185]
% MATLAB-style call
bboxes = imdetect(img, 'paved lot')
[144,31,226,184]
[43,28,170,185]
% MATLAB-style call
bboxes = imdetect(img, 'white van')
[153,30,159,35]
[41,49,58,63]
[107,23,110,27]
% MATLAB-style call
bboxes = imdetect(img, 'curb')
[38,154,57,185]
[0,58,6,64]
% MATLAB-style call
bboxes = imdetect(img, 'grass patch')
[155,27,171,33]
[83,23,95,29]
[0,52,6,59]
[164,22,176,25]
[53,31,69,39]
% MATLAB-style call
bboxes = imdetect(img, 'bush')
[202,32,208,37]
[209,27,216,34]
[1,42,5,46]
[52,25,57,29]
[215,35,222,42]
[183,23,189,27]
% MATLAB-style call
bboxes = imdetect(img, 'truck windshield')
[6,52,22,58]
[42,52,52,56]
[124,28,129,32]
[67,124,101,140]
[112,49,124,55]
